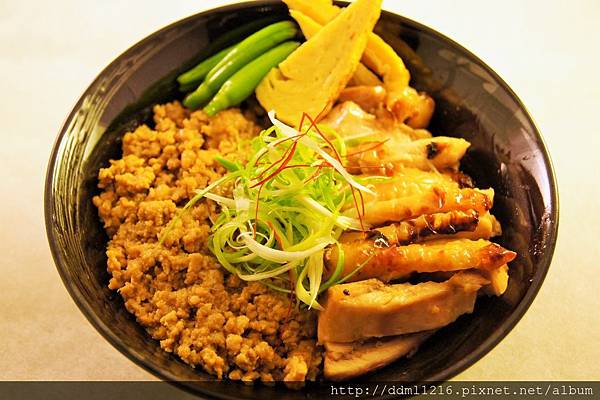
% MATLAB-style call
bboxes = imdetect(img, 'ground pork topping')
[93,102,322,383]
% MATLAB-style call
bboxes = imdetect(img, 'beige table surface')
[1,0,599,387]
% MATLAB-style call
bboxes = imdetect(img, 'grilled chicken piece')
[354,169,462,206]
[324,331,434,381]
[318,271,488,343]
[374,211,501,244]
[338,210,500,247]
[324,238,516,283]
[346,136,470,174]
[345,187,494,226]
[393,86,435,128]
[345,168,477,209]
[445,170,475,188]
[404,266,509,297]
[338,86,387,114]
[340,209,475,244]
[481,264,510,296]
[320,101,431,145]
[336,86,433,129]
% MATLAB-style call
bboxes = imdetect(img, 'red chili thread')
[298,112,308,131]
[251,140,299,188]
[344,138,390,157]
[302,112,367,230]
[302,113,344,165]
[254,138,299,182]
[303,162,329,184]
[266,221,285,250]
[313,103,330,124]
[349,185,366,232]
[253,134,304,174]
[357,187,366,219]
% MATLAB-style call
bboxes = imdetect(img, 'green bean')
[184,21,298,110]
[203,41,300,116]
[177,45,234,92]
[177,16,280,89]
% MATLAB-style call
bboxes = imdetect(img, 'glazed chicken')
[313,97,516,379]
[318,271,489,343]
[337,210,501,247]
[320,100,431,144]
[323,331,434,381]
[346,136,471,174]
[345,186,494,226]
[325,238,515,283]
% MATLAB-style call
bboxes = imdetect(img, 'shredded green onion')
[160,112,387,308]
[215,155,242,172]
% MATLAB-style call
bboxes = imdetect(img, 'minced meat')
[92,101,322,383]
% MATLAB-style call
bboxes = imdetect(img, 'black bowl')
[45,1,558,398]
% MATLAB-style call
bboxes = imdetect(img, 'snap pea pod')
[177,45,234,92]
[203,41,301,116]
[184,21,298,110]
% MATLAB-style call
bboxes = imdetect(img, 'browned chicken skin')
[338,209,500,247]
[325,238,516,283]
[345,186,494,226]
[346,136,471,174]
[373,210,501,245]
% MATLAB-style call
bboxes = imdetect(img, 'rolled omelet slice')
[289,9,382,87]
[283,0,434,128]
[256,0,381,126]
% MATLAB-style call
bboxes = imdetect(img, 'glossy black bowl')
[45,1,558,398]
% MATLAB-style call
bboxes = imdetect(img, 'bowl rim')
[45,0,559,396]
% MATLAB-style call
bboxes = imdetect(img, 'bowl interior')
[45,1,557,398]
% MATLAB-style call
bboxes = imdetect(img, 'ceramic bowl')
[45,1,558,398]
